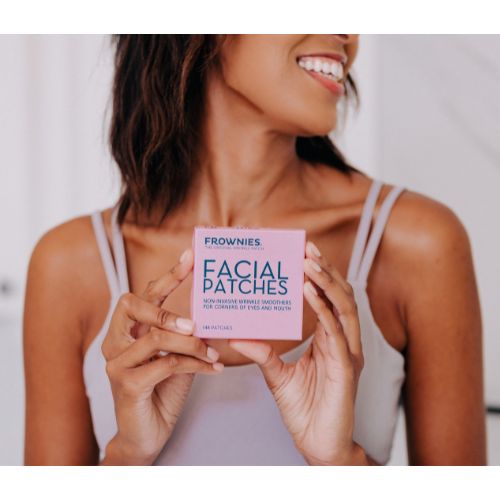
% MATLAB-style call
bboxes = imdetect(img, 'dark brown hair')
[109,35,360,225]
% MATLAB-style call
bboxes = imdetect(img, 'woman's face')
[217,34,359,136]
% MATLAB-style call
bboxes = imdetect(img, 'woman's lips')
[300,67,345,97]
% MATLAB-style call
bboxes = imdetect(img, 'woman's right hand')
[101,247,223,465]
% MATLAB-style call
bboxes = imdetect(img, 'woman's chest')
[84,216,406,364]
[124,224,405,364]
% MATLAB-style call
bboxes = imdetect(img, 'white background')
[0,35,498,465]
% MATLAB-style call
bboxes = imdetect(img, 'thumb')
[228,339,287,392]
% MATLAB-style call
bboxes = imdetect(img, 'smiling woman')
[22,34,486,466]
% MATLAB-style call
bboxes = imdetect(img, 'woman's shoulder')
[353,174,474,354]
[309,166,470,259]
[30,211,107,272]
[27,208,116,315]
[30,207,117,264]
[315,165,468,240]
[376,182,474,333]
[381,184,471,263]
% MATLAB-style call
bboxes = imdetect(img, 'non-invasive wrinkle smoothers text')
[190,227,306,340]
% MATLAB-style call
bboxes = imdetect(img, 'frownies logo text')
[204,236,262,247]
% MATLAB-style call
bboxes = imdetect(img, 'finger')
[103,293,195,360]
[305,241,351,294]
[310,318,357,385]
[304,257,362,358]
[308,320,336,377]
[309,311,329,355]
[117,293,195,335]
[303,280,351,365]
[115,327,220,368]
[134,248,194,340]
[228,339,288,394]
[140,247,194,306]
[122,355,224,395]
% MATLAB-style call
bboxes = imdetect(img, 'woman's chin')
[299,116,337,137]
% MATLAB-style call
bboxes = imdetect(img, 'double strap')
[93,181,404,295]
[90,202,130,299]
[347,179,406,288]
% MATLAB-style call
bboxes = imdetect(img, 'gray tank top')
[83,178,406,465]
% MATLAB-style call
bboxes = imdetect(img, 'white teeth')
[298,56,343,82]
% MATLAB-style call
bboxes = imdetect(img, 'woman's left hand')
[228,241,370,465]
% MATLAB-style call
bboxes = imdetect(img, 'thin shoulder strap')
[347,179,383,283]
[90,210,121,299]
[110,203,130,294]
[356,184,406,287]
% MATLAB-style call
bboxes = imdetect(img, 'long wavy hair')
[109,35,360,225]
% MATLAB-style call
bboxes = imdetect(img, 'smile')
[297,56,345,96]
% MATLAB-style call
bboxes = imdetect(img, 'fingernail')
[309,259,322,273]
[304,281,318,296]
[308,241,321,257]
[206,346,220,362]
[212,362,224,372]
[176,317,194,332]
[179,248,190,263]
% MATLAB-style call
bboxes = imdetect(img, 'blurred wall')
[0,35,118,465]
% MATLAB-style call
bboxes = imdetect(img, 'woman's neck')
[185,140,306,228]
[164,73,312,229]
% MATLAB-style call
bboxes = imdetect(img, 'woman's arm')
[393,194,486,465]
[23,218,100,465]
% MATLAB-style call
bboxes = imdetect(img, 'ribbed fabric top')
[83,178,406,465]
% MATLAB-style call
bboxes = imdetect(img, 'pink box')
[190,226,306,340]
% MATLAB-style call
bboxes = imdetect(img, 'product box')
[190,226,306,340]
